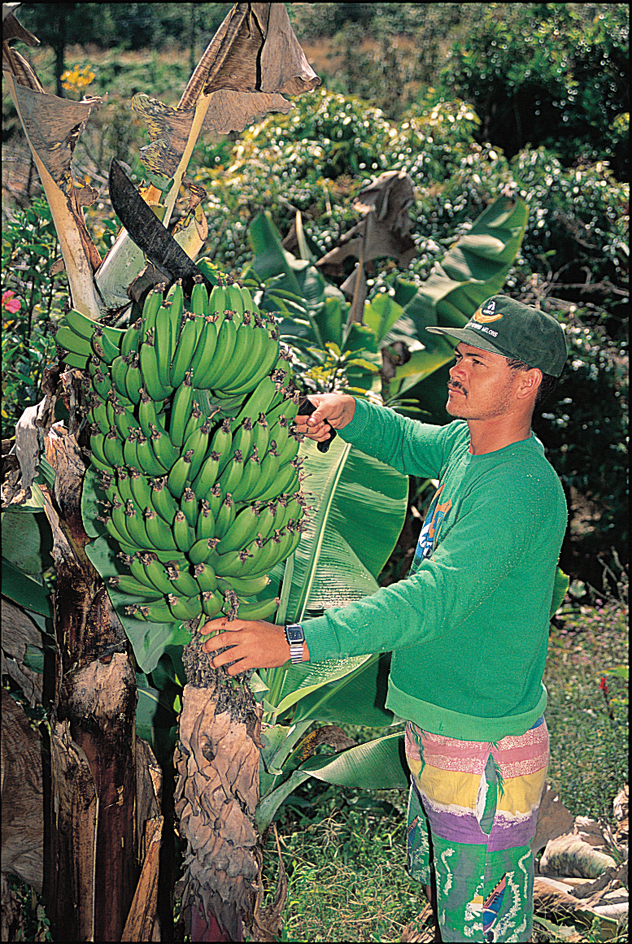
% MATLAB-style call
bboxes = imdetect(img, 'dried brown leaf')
[316,171,417,290]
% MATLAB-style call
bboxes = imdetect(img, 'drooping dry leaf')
[316,171,417,286]
[4,12,105,316]
[132,2,319,220]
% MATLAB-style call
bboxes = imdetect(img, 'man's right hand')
[295,393,356,442]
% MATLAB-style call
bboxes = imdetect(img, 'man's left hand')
[200,617,303,675]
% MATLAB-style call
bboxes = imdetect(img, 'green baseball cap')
[426,295,567,376]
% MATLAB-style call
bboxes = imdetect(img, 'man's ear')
[516,368,543,400]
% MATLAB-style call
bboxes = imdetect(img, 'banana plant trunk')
[175,634,269,942]
[19,367,162,941]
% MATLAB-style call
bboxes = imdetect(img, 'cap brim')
[425,325,507,357]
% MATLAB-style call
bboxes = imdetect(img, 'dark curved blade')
[108,159,211,296]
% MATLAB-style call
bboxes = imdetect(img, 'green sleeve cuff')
[337,397,371,442]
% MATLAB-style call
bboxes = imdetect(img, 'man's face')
[446,343,522,420]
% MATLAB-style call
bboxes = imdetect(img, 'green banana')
[215,504,262,555]
[209,417,233,457]
[124,354,143,405]
[217,573,270,598]
[224,279,245,320]
[191,280,209,316]
[134,600,174,623]
[110,495,133,545]
[150,427,179,471]
[182,415,212,483]
[195,500,216,540]
[63,307,101,342]
[129,468,152,512]
[249,414,270,459]
[142,551,180,595]
[188,535,220,567]
[168,373,194,448]
[56,324,93,356]
[216,450,245,497]
[233,375,279,426]
[207,284,227,318]
[253,457,300,504]
[246,444,280,502]
[170,314,199,388]
[165,560,200,598]
[136,431,170,476]
[110,353,132,400]
[109,574,164,600]
[217,419,253,477]
[182,400,204,444]
[214,494,236,539]
[216,319,256,390]
[90,364,113,402]
[167,451,194,498]
[180,487,198,529]
[115,468,135,506]
[121,317,143,359]
[166,592,201,621]
[88,399,110,436]
[193,561,218,593]
[109,398,138,441]
[190,449,222,499]
[207,482,224,519]
[234,596,279,620]
[138,387,161,439]
[89,433,112,472]
[103,428,125,468]
[59,349,90,370]
[141,286,164,338]
[150,476,179,524]
[153,305,174,393]
[189,316,218,384]
[230,454,262,504]
[124,498,152,548]
[126,552,160,591]
[203,316,237,388]
[144,507,179,552]
[221,323,279,396]
[140,333,171,402]
[274,425,301,466]
[201,590,224,618]
[92,325,121,365]
[173,508,195,552]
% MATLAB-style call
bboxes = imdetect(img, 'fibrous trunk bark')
[175,633,271,942]
[5,366,163,941]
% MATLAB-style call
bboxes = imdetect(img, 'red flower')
[2,290,21,314]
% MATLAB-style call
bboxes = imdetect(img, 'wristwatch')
[285,623,305,664]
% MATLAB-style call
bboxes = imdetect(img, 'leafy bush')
[441,3,629,178]
[1,198,67,436]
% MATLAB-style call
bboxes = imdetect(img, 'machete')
[108,158,212,296]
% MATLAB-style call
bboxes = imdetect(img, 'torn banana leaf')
[3,70,105,319]
[133,2,319,226]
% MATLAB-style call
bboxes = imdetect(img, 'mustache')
[448,381,466,395]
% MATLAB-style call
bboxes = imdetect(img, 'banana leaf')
[403,194,529,341]
[261,435,408,722]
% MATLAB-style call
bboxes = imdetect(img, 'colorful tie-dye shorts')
[405,717,549,943]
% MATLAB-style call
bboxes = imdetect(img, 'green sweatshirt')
[303,398,567,741]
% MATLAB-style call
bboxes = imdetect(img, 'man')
[202,294,568,943]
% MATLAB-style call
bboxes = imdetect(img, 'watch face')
[286,624,304,644]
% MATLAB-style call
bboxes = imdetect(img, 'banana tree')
[3,3,320,941]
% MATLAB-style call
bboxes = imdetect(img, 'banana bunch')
[57,276,309,626]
